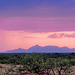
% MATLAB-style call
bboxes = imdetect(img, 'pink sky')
[0,0,75,52]
[0,30,75,52]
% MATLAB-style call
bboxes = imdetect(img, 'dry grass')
[0,64,75,75]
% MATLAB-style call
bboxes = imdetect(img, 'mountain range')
[3,45,75,53]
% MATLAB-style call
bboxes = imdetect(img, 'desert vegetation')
[0,53,75,75]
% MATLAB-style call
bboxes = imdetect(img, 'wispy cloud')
[48,33,75,38]
[24,36,36,38]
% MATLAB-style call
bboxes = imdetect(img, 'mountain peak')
[35,45,40,47]
[28,45,42,50]
[18,48,23,50]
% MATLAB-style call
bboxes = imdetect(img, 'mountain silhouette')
[5,48,27,53]
[4,45,75,53]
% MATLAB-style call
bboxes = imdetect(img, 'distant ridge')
[3,45,75,53]
[5,48,27,53]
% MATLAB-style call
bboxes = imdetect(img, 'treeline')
[0,53,75,75]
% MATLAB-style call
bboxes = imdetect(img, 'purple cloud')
[48,33,75,38]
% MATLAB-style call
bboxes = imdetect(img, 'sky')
[0,0,75,52]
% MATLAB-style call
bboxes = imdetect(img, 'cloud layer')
[0,0,75,17]
[0,0,75,32]
[0,17,75,32]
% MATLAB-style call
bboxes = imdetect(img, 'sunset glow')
[0,0,75,52]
